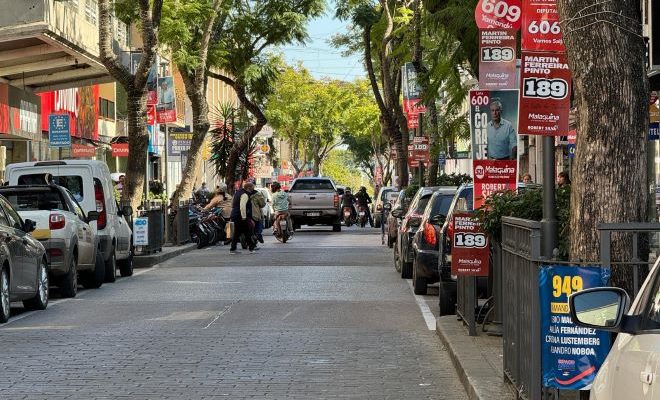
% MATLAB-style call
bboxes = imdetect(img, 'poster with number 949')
[451,213,490,277]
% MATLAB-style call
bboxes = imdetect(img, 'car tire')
[59,253,78,298]
[401,258,413,279]
[374,217,381,229]
[387,235,394,248]
[412,258,428,295]
[394,245,401,273]
[118,242,134,277]
[0,267,10,323]
[104,247,117,283]
[23,259,49,311]
[438,281,456,316]
[81,250,104,289]
[332,223,341,232]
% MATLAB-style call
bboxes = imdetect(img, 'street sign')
[133,217,149,246]
[48,114,71,148]
[438,151,447,167]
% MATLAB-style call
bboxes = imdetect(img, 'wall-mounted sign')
[48,114,71,148]
[71,144,96,158]
[39,86,99,140]
[111,143,129,157]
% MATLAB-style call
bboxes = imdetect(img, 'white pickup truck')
[288,178,342,232]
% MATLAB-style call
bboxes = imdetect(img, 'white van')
[6,160,133,282]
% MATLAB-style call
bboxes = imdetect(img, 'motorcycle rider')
[271,182,291,236]
[355,186,373,227]
[341,187,357,221]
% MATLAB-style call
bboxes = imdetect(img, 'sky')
[275,11,367,81]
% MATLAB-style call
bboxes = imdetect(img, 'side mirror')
[430,214,446,224]
[384,203,393,211]
[569,287,630,332]
[23,219,36,233]
[122,206,133,217]
[87,211,99,221]
[391,208,404,218]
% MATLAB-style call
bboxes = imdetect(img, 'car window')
[429,194,455,217]
[65,190,87,221]
[637,266,660,330]
[415,194,432,214]
[291,180,335,191]
[0,196,23,231]
[380,189,394,201]
[0,206,9,227]
[50,175,84,202]
[3,189,66,212]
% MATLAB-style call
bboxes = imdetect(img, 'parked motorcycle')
[342,206,355,227]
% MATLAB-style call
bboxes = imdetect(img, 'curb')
[134,243,198,268]
[436,316,516,400]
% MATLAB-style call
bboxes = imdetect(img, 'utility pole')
[541,136,557,258]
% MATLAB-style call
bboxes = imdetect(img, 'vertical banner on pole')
[521,0,565,53]
[479,29,518,89]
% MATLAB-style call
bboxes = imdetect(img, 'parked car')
[373,186,396,228]
[386,190,411,248]
[411,187,459,295]
[0,193,48,323]
[5,161,134,282]
[256,187,273,229]
[393,186,440,279]
[569,256,660,400]
[288,177,342,232]
[0,184,103,297]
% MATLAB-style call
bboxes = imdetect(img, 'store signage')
[474,0,522,30]
[39,85,99,140]
[111,143,129,157]
[521,0,565,52]
[71,144,96,158]
[48,114,71,148]
[156,76,177,124]
[540,265,611,390]
[519,51,571,136]
[133,217,149,246]
[168,132,193,156]
[450,213,490,276]
[479,29,517,89]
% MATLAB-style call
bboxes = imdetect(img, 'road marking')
[407,281,436,331]
[3,325,78,331]
[203,300,239,329]
[132,266,157,277]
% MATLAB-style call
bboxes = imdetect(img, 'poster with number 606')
[522,0,565,52]
[451,213,490,277]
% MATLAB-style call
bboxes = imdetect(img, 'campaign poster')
[470,89,519,208]
[402,63,427,114]
[474,0,522,30]
[131,53,158,105]
[479,29,517,89]
[451,213,490,276]
[412,136,430,162]
[540,265,611,390]
[519,52,571,136]
[521,0,565,52]
[156,76,177,124]
[407,112,419,129]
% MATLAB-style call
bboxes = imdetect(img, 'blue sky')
[275,11,367,81]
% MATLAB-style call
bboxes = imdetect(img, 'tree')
[98,0,163,210]
[556,1,648,292]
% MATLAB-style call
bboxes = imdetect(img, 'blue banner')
[540,265,611,390]
[48,114,71,148]
[650,123,660,141]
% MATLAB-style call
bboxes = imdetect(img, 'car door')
[0,205,20,294]
[64,190,94,268]
[0,197,32,292]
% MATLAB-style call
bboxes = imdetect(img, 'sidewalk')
[436,316,516,400]
[134,243,198,268]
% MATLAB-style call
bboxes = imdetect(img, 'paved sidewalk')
[436,316,516,400]
[134,242,197,268]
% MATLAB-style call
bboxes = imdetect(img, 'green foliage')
[210,104,252,182]
[405,184,419,199]
[437,173,472,186]
[322,150,364,191]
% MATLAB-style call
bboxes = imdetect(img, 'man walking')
[229,181,256,254]
[250,185,266,244]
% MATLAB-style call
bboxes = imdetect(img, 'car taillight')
[95,181,107,229]
[333,194,339,208]
[49,214,66,230]
[423,222,437,247]
[447,219,455,244]
[47,248,63,257]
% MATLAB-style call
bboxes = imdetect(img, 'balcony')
[0,0,130,92]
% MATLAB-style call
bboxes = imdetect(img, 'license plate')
[306,212,320,217]
[344,211,351,216]
[359,212,365,216]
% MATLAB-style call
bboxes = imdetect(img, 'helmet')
[360,186,366,192]
[346,187,352,192]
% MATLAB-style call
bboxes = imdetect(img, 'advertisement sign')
[519,52,571,136]
[71,144,96,158]
[111,143,129,157]
[475,0,522,30]
[133,217,149,246]
[650,123,660,141]
[540,265,611,390]
[521,0,565,52]
[147,105,156,126]
[48,114,71,148]
[168,131,193,156]
[402,63,427,114]
[450,213,490,276]
[156,76,177,124]
[470,89,519,208]
[479,29,517,89]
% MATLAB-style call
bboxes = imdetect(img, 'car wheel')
[394,245,401,273]
[104,247,117,283]
[59,253,78,298]
[332,223,341,232]
[118,242,134,277]
[439,281,456,316]
[0,267,10,323]
[81,249,104,289]
[401,255,413,279]
[387,234,394,248]
[23,259,49,311]
[412,258,428,295]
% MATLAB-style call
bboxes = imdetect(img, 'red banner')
[412,136,430,162]
[147,105,156,125]
[521,0,565,52]
[479,29,517,89]
[406,112,419,129]
[111,143,129,157]
[519,51,571,135]
[407,144,418,168]
[450,213,490,276]
[475,0,522,30]
[71,144,96,158]
[473,159,517,209]
[39,85,99,140]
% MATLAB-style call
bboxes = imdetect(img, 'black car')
[411,188,458,295]
[392,186,440,279]
[0,194,48,323]
[386,190,410,248]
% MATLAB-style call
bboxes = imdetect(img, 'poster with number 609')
[451,213,490,277]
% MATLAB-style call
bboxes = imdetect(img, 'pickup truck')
[288,177,342,232]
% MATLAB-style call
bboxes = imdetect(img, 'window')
[291,180,335,191]
[3,189,65,212]
[66,190,87,221]
[84,0,98,25]
[17,175,87,202]
[100,98,115,119]
[429,194,455,217]
[0,197,23,231]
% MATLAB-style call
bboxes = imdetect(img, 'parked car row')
[0,160,134,323]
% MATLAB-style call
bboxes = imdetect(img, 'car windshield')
[2,189,66,211]
[429,194,455,217]
[18,174,84,202]
[380,189,394,201]
[291,180,334,191]
[415,195,432,214]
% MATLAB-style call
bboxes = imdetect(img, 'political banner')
[474,0,522,30]
[412,136,430,162]
[111,143,129,157]
[519,52,571,136]
[48,114,71,148]
[168,132,193,156]
[521,0,565,52]
[402,63,427,114]
[131,53,158,105]
[540,265,611,390]
[407,112,420,129]
[470,89,519,208]
[156,76,177,124]
[479,29,517,89]
[407,144,418,168]
[147,105,156,125]
[451,213,490,276]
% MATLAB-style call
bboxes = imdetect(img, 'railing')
[456,275,477,336]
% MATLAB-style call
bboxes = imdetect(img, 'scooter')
[357,204,369,228]
[342,206,355,227]
[274,215,293,243]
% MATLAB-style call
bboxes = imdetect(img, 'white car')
[570,257,660,400]
[6,160,133,282]
[0,184,102,297]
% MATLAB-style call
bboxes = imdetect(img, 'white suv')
[6,160,133,282]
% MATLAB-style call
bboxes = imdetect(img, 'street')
[0,227,466,400]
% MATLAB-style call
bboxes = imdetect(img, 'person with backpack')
[229,181,256,254]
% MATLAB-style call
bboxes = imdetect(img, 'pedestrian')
[521,173,533,184]
[203,183,233,219]
[250,184,266,244]
[557,171,571,187]
[229,181,256,254]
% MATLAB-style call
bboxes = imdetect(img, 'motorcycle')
[342,205,355,227]
[274,215,293,243]
[357,204,369,228]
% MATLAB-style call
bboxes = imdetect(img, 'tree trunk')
[124,91,149,209]
[426,101,440,185]
[557,0,648,293]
